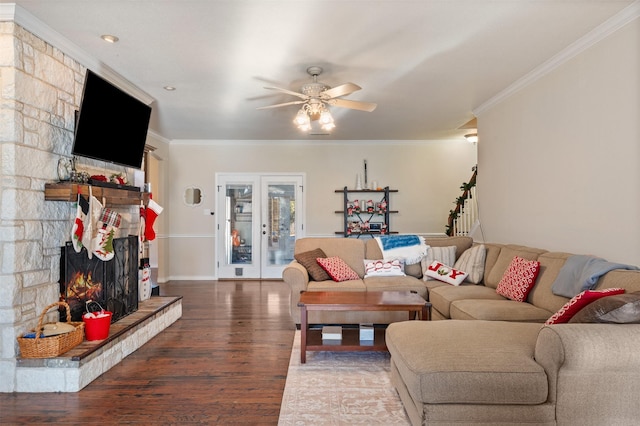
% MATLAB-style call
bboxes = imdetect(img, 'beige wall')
[165,140,477,280]
[145,132,170,282]
[477,17,640,265]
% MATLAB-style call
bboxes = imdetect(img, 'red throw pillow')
[545,288,626,325]
[316,257,360,282]
[496,256,541,302]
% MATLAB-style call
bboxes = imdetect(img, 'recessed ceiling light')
[163,86,176,91]
[101,34,119,43]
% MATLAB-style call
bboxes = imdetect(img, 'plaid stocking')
[92,208,122,261]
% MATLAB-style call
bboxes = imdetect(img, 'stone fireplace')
[0,20,157,392]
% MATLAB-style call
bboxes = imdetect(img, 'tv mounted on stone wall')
[72,70,151,169]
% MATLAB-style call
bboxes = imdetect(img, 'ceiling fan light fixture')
[319,109,335,131]
[294,108,311,130]
[259,65,374,134]
[321,121,335,131]
[319,110,334,125]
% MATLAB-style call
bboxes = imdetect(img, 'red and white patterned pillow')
[364,259,406,277]
[496,256,541,302]
[317,257,360,282]
[545,288,626,325]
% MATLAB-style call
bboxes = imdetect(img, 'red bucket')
[82,311,113,340]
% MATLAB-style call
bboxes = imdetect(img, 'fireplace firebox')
[60,236,138,322]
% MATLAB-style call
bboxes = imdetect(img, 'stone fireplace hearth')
[15,296,182,392]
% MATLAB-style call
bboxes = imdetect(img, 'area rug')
[278,331,410,425]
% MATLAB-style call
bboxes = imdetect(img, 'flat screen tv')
[72,70,152,169]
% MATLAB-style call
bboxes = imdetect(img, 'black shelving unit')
[335,186,398,237]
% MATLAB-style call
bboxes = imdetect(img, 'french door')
[216,174,304,279]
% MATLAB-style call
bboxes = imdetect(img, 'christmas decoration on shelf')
[110,172,128,185]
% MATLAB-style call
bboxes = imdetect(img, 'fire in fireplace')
[60,236,138,322]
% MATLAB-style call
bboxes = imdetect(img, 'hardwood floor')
[0,280,297,425]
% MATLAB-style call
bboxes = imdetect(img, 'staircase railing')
[445,166,477,237]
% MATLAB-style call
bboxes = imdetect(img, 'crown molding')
[168,139,465,146]
[474,0,640,116]
[1,3,155,106]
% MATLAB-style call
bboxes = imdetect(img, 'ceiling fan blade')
[321,82,361,99]
[327,98,377,112]
[256,100,305,110]
[263,86,309,100]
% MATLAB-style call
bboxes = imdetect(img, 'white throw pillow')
[421,246,457,281]
[424,261,468,285]
[453,244,486,284]
[364,259,406,277]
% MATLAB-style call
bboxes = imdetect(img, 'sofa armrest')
[282,261,309,325]
[283,261,309,294]
[535,324,640,423]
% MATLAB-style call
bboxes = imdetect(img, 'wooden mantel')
[44,182,149,206]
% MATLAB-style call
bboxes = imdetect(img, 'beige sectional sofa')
[283,236,473,325]
[283,236,640,425]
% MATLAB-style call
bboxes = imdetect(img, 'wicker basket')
[17,301,85,358]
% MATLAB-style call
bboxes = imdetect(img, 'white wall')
[166,140,477,279]
[477,17,640,265]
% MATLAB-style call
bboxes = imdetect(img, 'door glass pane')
[266,183,296,266]
[225,183,253,265]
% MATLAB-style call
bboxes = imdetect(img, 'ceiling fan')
[257,66,377,131]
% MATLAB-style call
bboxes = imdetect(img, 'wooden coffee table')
[297,291,431,363]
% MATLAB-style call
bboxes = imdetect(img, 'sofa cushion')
[569,291,640,324]
[453,244,486,284]
[295,237,366,277]
[363,258,405,277]
[496,256,541,302]
[317,257,360,282]
[421,246,456,281]
[386,320,548,405]
[527,252,575,315]
[424,261,468,285]
[294,248,331,281]
[485,245,546,289]
[545,288,626,325]
[424,236,474,259]
[429,284,504,318]
[363,275,428,299]
[593,269,640,293]
[451,299,554,322]
[307,280,366,292]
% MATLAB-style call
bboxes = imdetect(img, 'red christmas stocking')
[71,194,89,252]
[144,199,163,241]
[139,205,147,243]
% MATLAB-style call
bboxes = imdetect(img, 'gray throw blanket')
[551,255,639,298]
